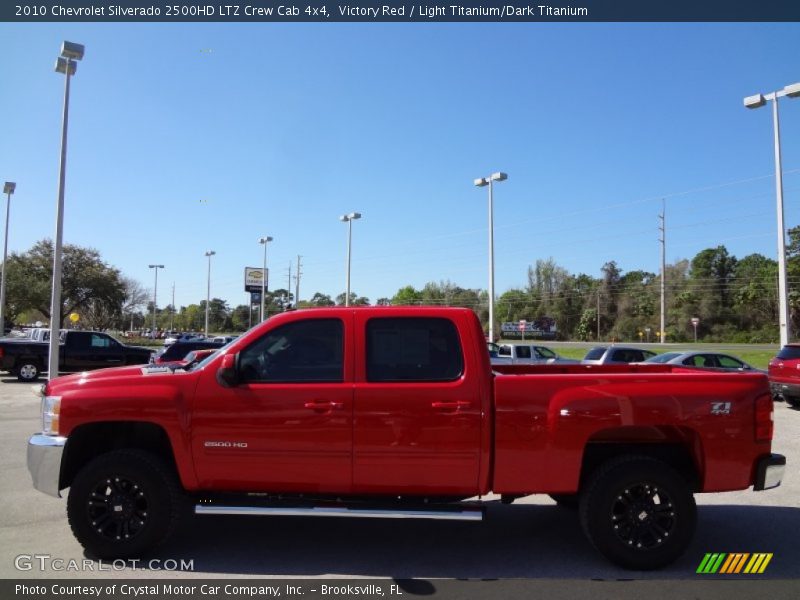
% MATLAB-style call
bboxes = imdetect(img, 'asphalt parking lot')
[0,375,798,597]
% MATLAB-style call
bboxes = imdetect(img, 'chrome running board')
[195,504,483,521]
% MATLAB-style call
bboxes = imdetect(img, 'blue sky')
[1,23,799,310]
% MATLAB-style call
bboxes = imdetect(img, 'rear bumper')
[770,380,800,398]
[753,453,786,491]
[27,434,67,498]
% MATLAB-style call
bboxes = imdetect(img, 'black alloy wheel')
[67,449,182,559]
[608,482,676,550]
[579,456,696,570]
[86,475,150,543]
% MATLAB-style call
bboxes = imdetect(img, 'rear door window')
[366,317,464,382]
[515,346,532,359]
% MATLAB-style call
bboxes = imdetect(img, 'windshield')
[185,350,221,371]
[645,352,682,363]
[536,347,557,359]
[583,347,606,360]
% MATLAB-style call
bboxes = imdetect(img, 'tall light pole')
[48,41,84,381]
[204,250,215,337]
[148,265,164,339]
[745,82,800,347]
[0,182,16,337]
[659,201,666,344]
[258,236,273,322]
[339,212,362,306]
[474,172,508,343]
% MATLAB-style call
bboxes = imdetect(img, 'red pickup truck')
[27,307,784,570]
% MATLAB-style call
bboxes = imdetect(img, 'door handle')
[431,401,471,410]
[304,400,344,411]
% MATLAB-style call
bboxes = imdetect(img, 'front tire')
[579,456,696,570]
[785,395,800,408]
[17,361,40,382]
[67,450,182,559]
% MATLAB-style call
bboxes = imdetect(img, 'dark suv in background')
[768,344,800,406]
[152,340,223,364]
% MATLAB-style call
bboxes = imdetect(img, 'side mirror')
[216,353,239,387]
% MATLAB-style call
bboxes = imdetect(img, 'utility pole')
[596,291,600,341]
[286,261,292,308]
[659,200,666,344]
[170,282,175,331]
[294,255,302,305]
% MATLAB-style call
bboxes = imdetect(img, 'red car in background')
[768,344,800,406]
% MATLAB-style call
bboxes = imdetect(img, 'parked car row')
[164,333,239,346]
[489,343,769,376]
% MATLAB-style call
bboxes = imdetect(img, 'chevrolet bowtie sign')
[244,267,268,293]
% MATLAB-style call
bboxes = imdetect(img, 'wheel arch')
[61,421,181,491]
[579,426,703,492]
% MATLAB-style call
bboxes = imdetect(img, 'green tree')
[307,292,335,307]
[336,292,369,306]
[391,285,423,305]
[4,240,125,327]
[230,304,253,331]
[732,253,777,334]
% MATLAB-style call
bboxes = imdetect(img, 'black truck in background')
[0,331,153,381]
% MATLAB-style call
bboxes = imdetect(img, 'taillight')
[755,394,774,442]
[0,347,4,359]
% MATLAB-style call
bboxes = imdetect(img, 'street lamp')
[0,182,16,337]
[474,172,508,342]
[744,82,800,347]
[48,40,84,381]
[204,250,215,337]
[258,236,273,322]
[148,265,164,339]
[339,212,362,307]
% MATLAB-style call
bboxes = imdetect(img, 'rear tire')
[579,456,696,570]
[17,361,40,382]
[67,450,182,559]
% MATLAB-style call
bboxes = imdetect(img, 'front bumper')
[753,453,786,491]
[27,434,67,498]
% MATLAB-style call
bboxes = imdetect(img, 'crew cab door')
[351,313,483,495]
[191,314,353,493]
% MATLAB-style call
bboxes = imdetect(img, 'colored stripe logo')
[697,553,773,574]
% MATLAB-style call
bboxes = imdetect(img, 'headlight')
[41,396,61,435]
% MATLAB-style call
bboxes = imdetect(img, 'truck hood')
[46,363,187,392]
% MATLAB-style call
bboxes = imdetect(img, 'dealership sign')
[500,317,557,339]
[244,267,269,292]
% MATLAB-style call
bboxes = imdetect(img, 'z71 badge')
[710,401,732,415]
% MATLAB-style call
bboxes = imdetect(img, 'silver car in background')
[581,346,657,365]
[643,351,766,373]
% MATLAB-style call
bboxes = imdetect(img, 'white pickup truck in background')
[490,343,579,365]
